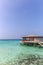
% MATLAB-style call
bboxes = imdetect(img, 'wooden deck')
[21,41,43,47]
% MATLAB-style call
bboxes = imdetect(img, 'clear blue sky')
[0,0,43,39]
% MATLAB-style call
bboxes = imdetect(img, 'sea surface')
[0,39,43,65]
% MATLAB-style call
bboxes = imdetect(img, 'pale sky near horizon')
[0,0,43,39]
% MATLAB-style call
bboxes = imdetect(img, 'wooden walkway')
[38,42,43,47]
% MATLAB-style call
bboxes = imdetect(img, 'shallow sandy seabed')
[1,53,43,65]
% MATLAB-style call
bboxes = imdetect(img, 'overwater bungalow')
[21,35,43,47]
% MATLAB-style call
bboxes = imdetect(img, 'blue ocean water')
[0,39,43,65]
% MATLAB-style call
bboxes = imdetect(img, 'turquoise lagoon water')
[0,40,43,64]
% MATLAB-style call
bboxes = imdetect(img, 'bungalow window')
[26,38,29,41]
[23,38,26,40]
